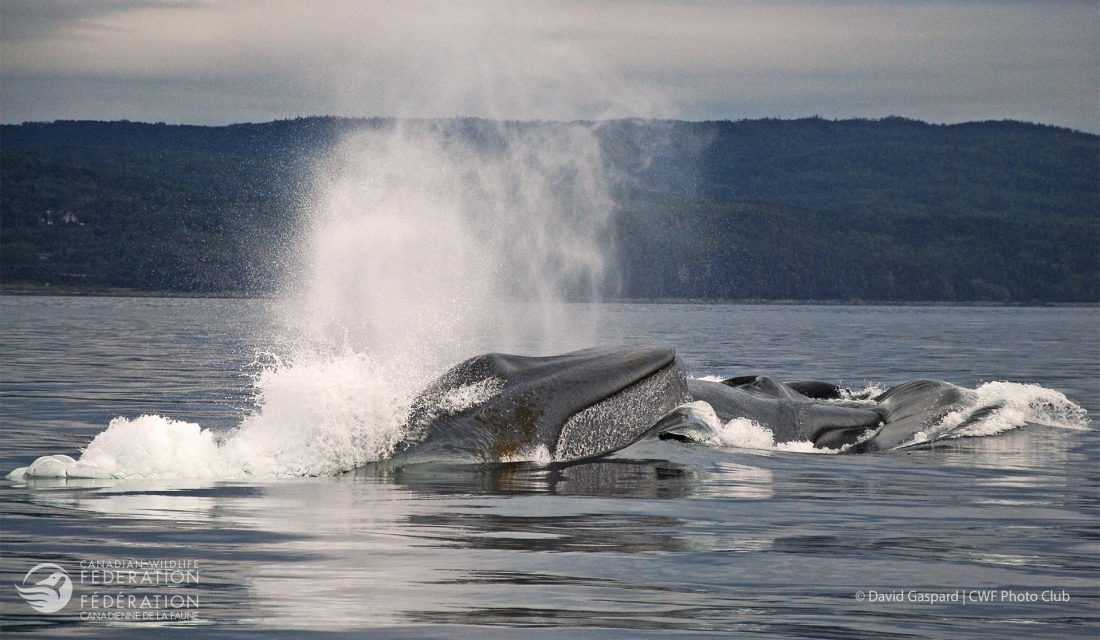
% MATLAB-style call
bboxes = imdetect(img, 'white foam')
[668,400,833,454]
[27,455,76,477]
[707,418,836,454]
[710,417,778,450]
[79,416,225,479]
[10,351,413,481]
[894,380,1089,448]
[222,351,411,477]
[838,383,887,402]
[693,375,728,383]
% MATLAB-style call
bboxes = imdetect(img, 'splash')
[282,121,614,366]
[697,403,835,454]
[9,352,410,480]
[9,122,618,481]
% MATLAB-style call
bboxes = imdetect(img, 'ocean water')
[1,295,1097,638]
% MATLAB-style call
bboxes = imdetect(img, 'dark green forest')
[1,117,1097,302]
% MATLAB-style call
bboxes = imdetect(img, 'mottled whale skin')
[397,345,690,463]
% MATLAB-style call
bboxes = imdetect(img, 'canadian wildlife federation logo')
[15,563,72,613]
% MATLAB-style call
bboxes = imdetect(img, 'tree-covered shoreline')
[2,117,1096,302]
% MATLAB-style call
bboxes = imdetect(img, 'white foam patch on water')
[9,352,413,480]
[79,416,230,480]
[710,417,778,450]
[838,383,887,402]
[694,375,727,383]
[894,380,1089,449]
[710,417,836,454]
[662,401,817,454]
[670,401,833,455]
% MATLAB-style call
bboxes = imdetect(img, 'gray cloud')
[1,0,1097,131]
[0,0,205,40]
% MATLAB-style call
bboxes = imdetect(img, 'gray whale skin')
[396,345,968,463]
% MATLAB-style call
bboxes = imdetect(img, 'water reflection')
[903,426,1081,478]
[3,436,1097,635]
[407,512,689,554]
[354,457,703,499]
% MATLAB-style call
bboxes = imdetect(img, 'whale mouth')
[490,345,684,462]
[554,358,691,461]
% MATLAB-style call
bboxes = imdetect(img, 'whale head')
[400,345,690,462]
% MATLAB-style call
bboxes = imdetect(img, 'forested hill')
[1,117,1097,302]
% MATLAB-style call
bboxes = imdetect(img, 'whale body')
[397,345,976,463]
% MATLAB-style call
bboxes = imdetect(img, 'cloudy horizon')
[1,0,1097,132]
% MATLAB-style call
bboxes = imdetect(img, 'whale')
[677,376,969,451]
[396,345,691,463]
[396,345,975,464]
[853,379,971,451]
[682,377,883,448]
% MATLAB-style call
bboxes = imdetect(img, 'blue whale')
[396,345,971,462]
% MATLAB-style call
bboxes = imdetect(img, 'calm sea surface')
[1,296,1097,638]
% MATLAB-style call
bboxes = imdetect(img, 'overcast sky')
[2,0,1097,131]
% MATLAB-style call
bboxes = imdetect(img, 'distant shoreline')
[2,285,1095,308]
[0,284,256,299]
[4,118,1095,304]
